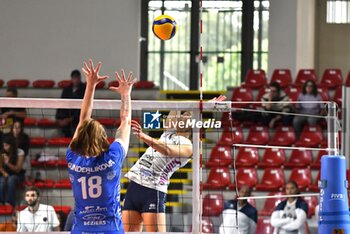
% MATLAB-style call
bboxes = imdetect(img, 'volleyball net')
[0,97,344,233]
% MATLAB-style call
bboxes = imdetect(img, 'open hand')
[131,120,145,140]
[209,95,227,102]
[82,59,109,87]
[109,69,137,95]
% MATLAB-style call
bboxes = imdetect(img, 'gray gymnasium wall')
[0,0,140,83]
[315,0,350,76]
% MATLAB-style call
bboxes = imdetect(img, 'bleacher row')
[243,68,348,89]
[233,69,345,111]
[0,79,156,89]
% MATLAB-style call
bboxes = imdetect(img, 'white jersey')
[126,130,192,193]
[17,204,60,232]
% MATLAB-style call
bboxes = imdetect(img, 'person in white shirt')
[271,181,308,234]
[219,185,258,234]
[17,186,60,232]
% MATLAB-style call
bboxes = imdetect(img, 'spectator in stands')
[56,70,86,137]
[56,210,67,231]
[293,80,324,138]
[0,134,25,206]
[6,120,30,181]
[0,210,18,231]
[261,82,292,128]
[219,185,258,234]
[271,181,308,234]
[17,186,60,232]
[0,88,27,128]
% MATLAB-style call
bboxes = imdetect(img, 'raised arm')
[131,120,192,158]
[71,60,108,141]
[109,70,136,149]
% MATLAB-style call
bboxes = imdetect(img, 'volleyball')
[152,15,177,40]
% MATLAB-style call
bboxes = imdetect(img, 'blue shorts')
[122,181,166,213]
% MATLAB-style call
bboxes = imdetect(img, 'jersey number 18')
[77,176,102,199]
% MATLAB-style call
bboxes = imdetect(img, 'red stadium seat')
[317,86,330,101]
[259,192,285,216]
[96,118,115,127]
[32,80,55,88]
[53,206,72,215]
[252,87,270,109]
[55,179,71,189]
[284,86,301,102]
[202,194,224,216]
[0,80,4,87]
[30,137,47,147]
[242,69,267,89]
[256,168,285,191]
[295,69,317,87]
[108,138,115,144]
[320,69,343,89]
[134,80,156,89]
[303,196,318,218]
[258,148,286,168]
[57,159,68,167]
[201,217,214,233]
[295,126,323,147]
[203,167,231,190]
[244,126,269,145]
[108,80,119,88]
[0,205,13,215]
[285,149,313,168]
[37,118,57,127]
[58,80,72,88]
[309,171,320,192]
[333,86,343,107]
[24,117,37,126]
[95,81,105,89]
[311,150,327,169]
[229,168,258,190]
[31,159,57,167]
[235,147,259,167]
[219,127,244,145]
[256,217,274,234]
[288,168,312,191]
[7,79,30,88]
[268,126,296,146]
[347,71,350,86]
[231,87,254,108]
[220,112,241,127]
[48,137,72,146]
[206,145,232,167]
[270,69,292,88]
[35,179,55,188]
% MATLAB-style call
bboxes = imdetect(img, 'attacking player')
[122,95,226,232]
[66,59,136,234]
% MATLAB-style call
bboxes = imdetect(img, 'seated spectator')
[56,210,67,231]
[293,80,324,138]
[0,135,25,206]
[17,186,60,232]
[271,181,308,234]
[261,82,292,128]
[6,120,30,181]
[0,88,27,129]
[0,210,18,231]
[219,186,258,234]
[56,70,86,137]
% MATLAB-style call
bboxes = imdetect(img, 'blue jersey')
[66,140,126,234]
